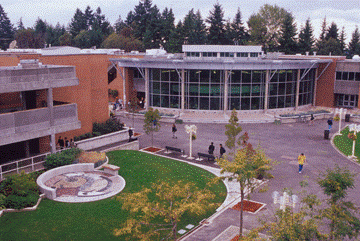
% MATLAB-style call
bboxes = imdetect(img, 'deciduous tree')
[115,181,218,240]
[143,107,161,147]
[225,109,242,158]
[216,143,272,238]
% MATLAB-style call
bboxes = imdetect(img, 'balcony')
[0,103,81,146]
[0,66,79,93]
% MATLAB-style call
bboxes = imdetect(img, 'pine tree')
[298,18,315,54]
[160,7,175,49]
[348,26,360,58]
[230,8,249,45]
[339,27,346,56]
[69,8,87,37]
[167,20,184,53]
[183,9,207,45]
[206,3,226,45]
[278,12,298,54]
[0,4,15,50]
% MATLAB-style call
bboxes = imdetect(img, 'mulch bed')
[231,200,264,213]
[142,147,162,153]
[133,132,141,137]
[231,235,240,241]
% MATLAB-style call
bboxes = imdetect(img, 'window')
[240,52,248,57]
[250,53,258,57]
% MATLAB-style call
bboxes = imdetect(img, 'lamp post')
[185,124,197,159]
[272,191,298,211]
[335,108,347,135]
[348,124,360,158]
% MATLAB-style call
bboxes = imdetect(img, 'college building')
[1,45,360,163]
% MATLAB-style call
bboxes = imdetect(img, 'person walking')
[219,144,226,158]
[309,114,315,126]
[172,124,177,139]
[327,118,333,131]
[208,142,215,155]
[298,153,306,173]
[128,127,133,142]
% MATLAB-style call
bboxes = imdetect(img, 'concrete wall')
[37,163,94,199]
[75,128,130,151]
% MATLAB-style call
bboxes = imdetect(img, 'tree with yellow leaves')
[217,143,273,238]
[114,181,219,240]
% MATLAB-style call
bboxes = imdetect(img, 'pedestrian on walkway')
[327,118,333,131]
[219,144,226,158]
[298,153,306,173]
[128,127,133,142]
[309,114,315,125]
[172,124,177,139]
[208,142,215,155]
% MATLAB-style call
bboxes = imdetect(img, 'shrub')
[108,89,119,98]
[4,192,39,210]
[44,148,82,170]
[0,171,38,197]
[93,118,124,135]
[0,194,6,210]
[175,119,183,124]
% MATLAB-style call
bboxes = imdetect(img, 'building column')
[122,67,127,109]
[25,140,30,157]
[295,69,301,110]
[47,88,56,153]
[313,68,318,106]
[224,70,229,112]
[181,69,185,111]
[264,70,270,112]
[145,68,149,110]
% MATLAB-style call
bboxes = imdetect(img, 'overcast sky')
[2,0,360,43]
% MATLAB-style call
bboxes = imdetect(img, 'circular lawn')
[0,150,226,241]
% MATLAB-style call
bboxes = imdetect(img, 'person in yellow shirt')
[298,153,306,173]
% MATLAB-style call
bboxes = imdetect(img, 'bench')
[165,146,185,156]
[102,164,120,176]
[197,152,215,162]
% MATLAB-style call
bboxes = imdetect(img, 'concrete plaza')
[117,111,360,240]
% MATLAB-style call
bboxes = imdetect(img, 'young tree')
[143,107,161,147]
[225,109,242,158]
[206,3,226,45]
[0,4,15,50]
[217,143,272,238]
[318,166,360,240]
[298,18,315,54]
[115,181,218,240]
[278,12,298,54]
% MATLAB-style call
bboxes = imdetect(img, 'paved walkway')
[113,108,360,240]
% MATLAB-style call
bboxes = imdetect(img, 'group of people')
[208,142,226,158]
[57,136,76,149]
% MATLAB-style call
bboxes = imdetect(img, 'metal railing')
[0,150,62,181]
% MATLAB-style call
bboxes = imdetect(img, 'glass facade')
[184,70,224,110]
[228,70,265,110]
[150,69,181,108]
[147,67,316,110]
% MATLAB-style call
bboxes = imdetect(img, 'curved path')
[118,114,360,240]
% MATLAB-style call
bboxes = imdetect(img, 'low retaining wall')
[100,140,139,152]
[278,113,332,124]
[36,163,94,199]
[75,128,130,151]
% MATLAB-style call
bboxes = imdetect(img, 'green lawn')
[333,127,360,162]
[0,150,226,241]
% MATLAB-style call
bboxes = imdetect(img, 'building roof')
[182,45,262,53]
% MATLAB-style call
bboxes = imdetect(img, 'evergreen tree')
[339,27,346,56]
[17,18,25,32]
[182,9,207,45]
[348,26,360,58]
[230,8,249,45]
[318,22,341,55]
[34,18,47,47]
[114,16,128,34]
[69,8,87,37]
[316,17,327,54]
[59,32,72,46]
[166,20,184,53]
[92,7,112,37]
[160,7,175,50]
[326,22,339,41]
[298,18,315,54]
[0,4,15,50]
[278,12,298,54]
[206,3,226,45]
[84,6,94,30]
